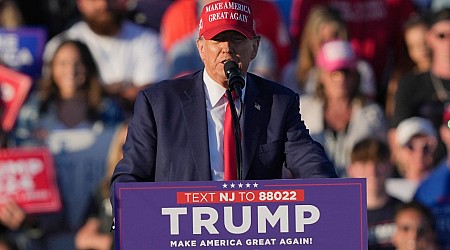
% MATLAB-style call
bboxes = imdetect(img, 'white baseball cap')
[396,117,437,146]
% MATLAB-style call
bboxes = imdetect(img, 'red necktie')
[223,92,238,180]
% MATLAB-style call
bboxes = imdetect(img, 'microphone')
[224,61,245,97]
[223,60,244,180]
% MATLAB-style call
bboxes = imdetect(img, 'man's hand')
[0,200,26,230]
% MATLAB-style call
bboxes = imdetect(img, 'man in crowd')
[346,138,403,249]
[391,8,450,166]
[43,0,166,115]
[414,104,450,250]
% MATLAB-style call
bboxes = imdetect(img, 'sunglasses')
[329,69,355,81]
[405,141,436,154]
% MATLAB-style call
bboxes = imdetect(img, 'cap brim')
[201,25,253,40]
[322,62,357,72]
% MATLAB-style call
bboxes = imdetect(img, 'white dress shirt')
[203,70,246,180]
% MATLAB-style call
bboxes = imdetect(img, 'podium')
[114,178,367,250]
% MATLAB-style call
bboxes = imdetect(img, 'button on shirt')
[203,70,246,180]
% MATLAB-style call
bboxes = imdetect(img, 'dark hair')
[395,201,436,231]
[385,13,430,120]
[38,39,103,121]
[350,137,390,164]
[399,13,428,71]
[403,13,427,31]
[426,8,450,27]
[0,234,18,250]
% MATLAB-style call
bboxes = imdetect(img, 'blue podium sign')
[0,27,47,79]
[114,178,367,250]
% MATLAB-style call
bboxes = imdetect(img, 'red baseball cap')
[443,103,450,126]
[198,0,257,40]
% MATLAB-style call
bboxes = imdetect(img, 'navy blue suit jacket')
[111,70,336,186]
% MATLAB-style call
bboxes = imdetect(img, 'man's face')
[77,0,123,35]
[427,20,450,60]
[347,161,391,193]
[398,135,436,180]
[196,30,259,88]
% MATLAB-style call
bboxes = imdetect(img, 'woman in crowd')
[75,121,128,250]
[281,5,376,100]
[299,39,387,176]
[11,40,118,249]
[385,14,431,121]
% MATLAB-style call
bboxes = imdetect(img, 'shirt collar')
[203,69,246,107]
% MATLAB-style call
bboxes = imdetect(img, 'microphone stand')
[225,89,243,180]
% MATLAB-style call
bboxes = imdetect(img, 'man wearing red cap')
[110,0,336,193]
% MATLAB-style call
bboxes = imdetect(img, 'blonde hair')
[101,122,128,198]
[296,5,347,87]
[0,0,23,28]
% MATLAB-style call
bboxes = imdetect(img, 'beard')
[83,11,124,36]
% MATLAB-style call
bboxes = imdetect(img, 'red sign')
[0,65,32,132]
[176,190,305,204]
[0,147,61,214]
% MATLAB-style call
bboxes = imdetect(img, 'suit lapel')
[242,74,264,178]
[180,71,211,180]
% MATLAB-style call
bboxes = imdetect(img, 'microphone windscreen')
[224,61,240,77]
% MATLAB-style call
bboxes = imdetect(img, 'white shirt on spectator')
[43,20,166,87]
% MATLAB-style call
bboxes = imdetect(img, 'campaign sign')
[114,178,367,250]
[0,65,32,131]
[0,27,46,79]
[0,147,61,214]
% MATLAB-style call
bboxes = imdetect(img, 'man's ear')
[440,124,450,145]
[196,38,205,62]
[250,36,260,60]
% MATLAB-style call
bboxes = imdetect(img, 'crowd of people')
[1,0,450,249]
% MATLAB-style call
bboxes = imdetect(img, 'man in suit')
[110,0,336,191]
